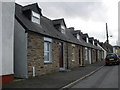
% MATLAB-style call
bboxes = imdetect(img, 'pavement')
[2,61,104,89]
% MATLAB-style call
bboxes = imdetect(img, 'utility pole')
[106,23,109,44]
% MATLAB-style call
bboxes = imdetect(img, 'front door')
[59,42,64,68]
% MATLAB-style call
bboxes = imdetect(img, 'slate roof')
[81,33,101,50]
[99,42,108,51]
[53,18,67,28]
[15,3,102,50]
[22,3,42,16]
[99,42,113,53]
[88,37,94,44]
[15,3,82,45]
[104,42,113,53]
[113,45,120,48]
[71,30,101,50]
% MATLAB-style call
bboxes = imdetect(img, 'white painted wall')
[118,29,120,45]
[113,47,116,53]
[14,19,28,78]
[1,2,15,76]
[118,2,120,46]
[98,44,107,59]
[0,1,2,76]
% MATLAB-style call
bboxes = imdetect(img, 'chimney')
[68,27,74,31]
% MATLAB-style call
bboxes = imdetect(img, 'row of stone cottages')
[14,3,105,79]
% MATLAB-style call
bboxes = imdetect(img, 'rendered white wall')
[14,19,28,78]
[98,44,107,59]
[0,2,2,76]
[118,2,120,46]
[1,2,15,76]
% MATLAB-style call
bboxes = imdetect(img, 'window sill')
[44,62,52,64]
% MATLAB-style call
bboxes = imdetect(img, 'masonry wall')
[92,49,96,63]
[63,42,67,69]
[82,47,86,66]
[27,32,60,77]
[68,43,79,69]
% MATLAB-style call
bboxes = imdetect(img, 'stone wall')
[92,49,96,63]
[26,31,99,77]
[27,32,59,77]
[68,43,79,69]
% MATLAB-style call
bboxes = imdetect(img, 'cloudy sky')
[16,0,119,45]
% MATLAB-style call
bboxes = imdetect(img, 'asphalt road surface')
[71,65,119,88]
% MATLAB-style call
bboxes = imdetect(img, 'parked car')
[118,55,120,62]
[105,53,120,65]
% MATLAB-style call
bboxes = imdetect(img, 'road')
[71,65,119,88]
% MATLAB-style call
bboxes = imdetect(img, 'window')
[32,11,40,24]
[72,44,75,61]
[77,34,80,40]
[86,38,89,43]
[93,40,95,45]
[61,25,65,34]
[44,37,52,63]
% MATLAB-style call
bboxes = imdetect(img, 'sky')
[16,0,119,46]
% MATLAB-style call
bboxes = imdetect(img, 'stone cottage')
[14,3,90,78]
[14,3,103,79]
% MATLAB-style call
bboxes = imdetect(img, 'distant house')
[113,46,120,55]
[98,42,107,59]
[103,42,113,53]
[0,2,15,84]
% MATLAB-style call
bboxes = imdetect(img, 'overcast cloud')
[38,2,107,22]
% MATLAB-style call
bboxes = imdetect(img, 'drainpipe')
[33,66,35,77]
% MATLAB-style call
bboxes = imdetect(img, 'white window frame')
[44,37,52,63]
[31,11,40,24]
[86,38,89,43]
[93,40,95,45]
[61,25,65,34]
[77,34,80,40]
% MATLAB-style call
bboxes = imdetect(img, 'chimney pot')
[68,27,74,30]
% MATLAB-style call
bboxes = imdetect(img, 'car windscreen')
[106,54,117,58]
